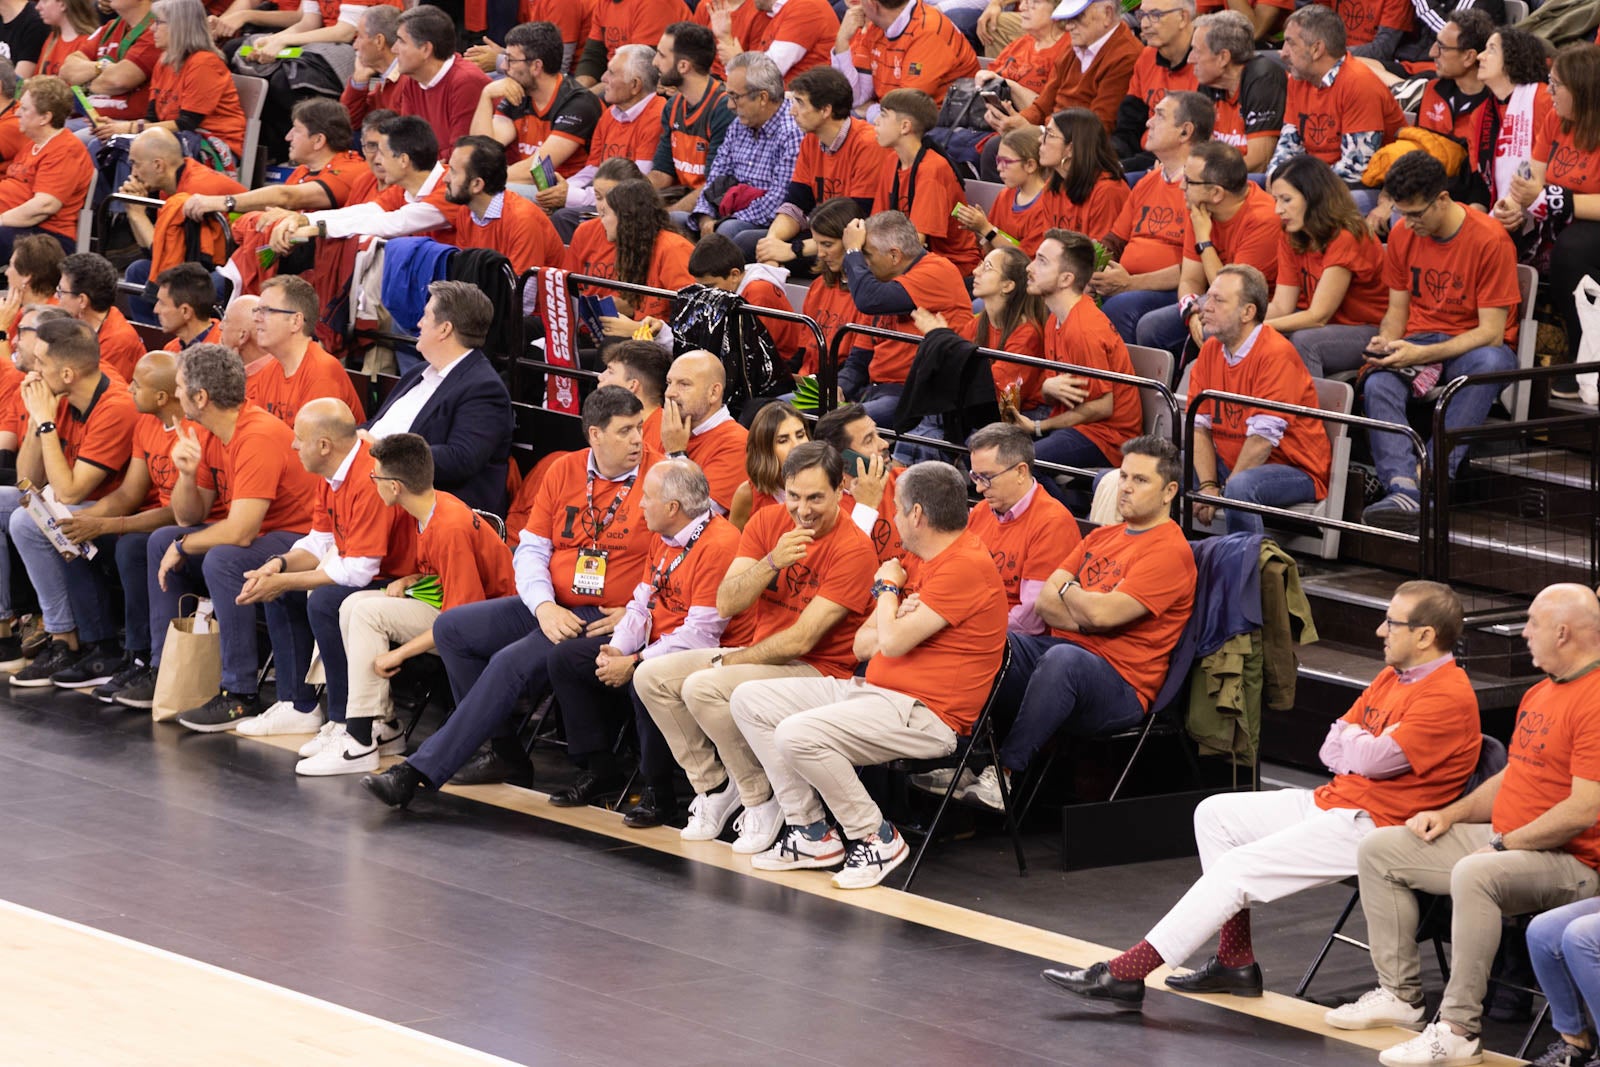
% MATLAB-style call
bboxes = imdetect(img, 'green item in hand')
[791,375,820,411]
[405,575,443,609]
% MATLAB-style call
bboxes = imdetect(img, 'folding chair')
[231,73,269,189]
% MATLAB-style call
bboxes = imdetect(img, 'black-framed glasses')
[251,305,299,318]
[1383,616,1425,630]
[1431,41,1468,52]
[54,287,78,298]
[504,52,530,66]
[970,461,1024,489]
[725,87,767,103]
[368,472,401,485]
[1395,198,1439,222]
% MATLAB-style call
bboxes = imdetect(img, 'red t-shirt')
[792,115,888,207]
[245,341,367,427]
[416,491,518,612]
[1493,667,1600,870]
[1112,167,1188,276]
[685,416,749,515]
[843,465,905,563]
[96,306,147,383]
[990,29,1074,95]
[1277,227,1388,327]
[872,149,982,274]
[1284,57,1404,165]
[131,412,176,510]
[737,502,877,677]
[212,402,319,534]
[1043,175,1130,245]
[1384,205,1520,344]
[743,0,838,81]
[1313,661,1480,827]
[1124,47,1199,149]
[1182,182,1280,276]
[848,0,977,105]
[869,252,975,385]
[801,276,857,378]
[0,109,23,177]
[564,223,694,322]
[984,319,1047,411]
[589,0,690,56]
[965,485,1081,609]
[0,129,93,240]
[1188,325,1333,498]
[147,52,246,157]
[526,447,661,610]
[588,95,667,168]
[1053,520,1196,710]
[87,12,161,120]
[865,533,1008,733]
[989,185,1053,258]
[1534,106,1600,194]
[53,373,138,502]
[286,151,371,209]
[310,441,416,578]
[1330,0,1413,47]
[640,513,746,644]
[1044,297,1142,465]
[436,188,562,275]
[37,30,93,77]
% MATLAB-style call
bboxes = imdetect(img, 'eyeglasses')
[1395,198,1439,222]
[54,286,78,298]
[1431,40,1467,53]
[725,88,766,103]
[251,305,298,318]
[1180,176,1217,187]
[1550,75,1566,90]
[504,52,530,66]
[16,325,35,335]
[994,155,1022,168]
[368,472,400,485]
[1137,7,1184,22]
[1382,617,1425,630]
[970,461,1024,489]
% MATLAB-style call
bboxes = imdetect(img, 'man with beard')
[470,21,602,186]
[649,22,733,216]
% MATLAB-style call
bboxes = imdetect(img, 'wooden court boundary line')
[245,733,1520,1064]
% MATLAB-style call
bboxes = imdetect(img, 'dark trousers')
[409,597,604,785]
[1550,220,1600,365]
[546,637,675,779]
[263,580,380,718]
[997,633,1147,773]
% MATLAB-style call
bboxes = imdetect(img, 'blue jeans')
[1288,323,1378,377]
[0,487,23,619]
[997,633,1148,772]
[61,529,150,651]
[7,493,106,638]
[1361,333,1516,491]
[1103,289,1176,345]
[715,218,766,261]
[1136,302,1189,357]
[408,597,605,785]
[262,580,375,715]
[1528,897,1600,1038]
[859,384,902,426]
[1209,455,1318,536]
[147,525,303,695]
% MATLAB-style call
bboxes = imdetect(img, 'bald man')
[1333,584,1600,1066]
[658,350,748,514]
[234,397,418,772]
[220,297,276,375]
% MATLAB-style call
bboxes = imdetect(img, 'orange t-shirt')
[742,0,837,81]
[588,95,667,167]
[869,252,975,385]
[95,306,148,383]
[965,484,1081,609]
[245,341,367,427]
[1492,667,1600,870]
[1313,661,1481,827]
[737,502,877,677]
[740,277,807,369]
[1534,107,1600,195]
[641,513,748,645]
[212,402,319,534]
[865,533,1008,733]
[527,447,661,610]
[801,276,857,378]
[686,416,749,514]
[147,52,246,157]
[1053,519,1196,710]
[564,223,694,322]
[53,372,138,502]
[416,491,517,612]
[988,185,1053,258]
[0,129,93,240]
[1182,181,1280,276]
[791,115,888,207]
[843,464,904,563]
[437,189,562,275]
[1277,227,1388,327]
[87,13,161,120]
[1043,298,1142,465]
[37,30,93,77]
[872,148,982,274]
[1188,325,1333,498]
[1383,205,1520,344]
[984,319,1047,410]
[286,151,371,209]
[0,108,23,177]
[991,30,1074,95]
[588,0,690,56]
[1284,57,1404,166]
[693,0,763,77]
[131,411,177,511]
[1330,0,1413,47]
[1125,46,1198,148]
[310,441,416,579]
[1043,174,1130,243]
[848,0,978,105]
[1112,167,1188,277]
[520,0,592,51]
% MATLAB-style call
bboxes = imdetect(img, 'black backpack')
[669,284,786,415]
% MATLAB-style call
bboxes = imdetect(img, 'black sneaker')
[0,635,22,673]
[111,665,157,709]
[1551,374,1582,400]
[11,641,81,688]
[1530,1039,1593,1067]
[176,690,261,733]
[93,654,148,703]
[51,644,123,690]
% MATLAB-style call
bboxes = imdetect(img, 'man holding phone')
[1358,151,1519,534]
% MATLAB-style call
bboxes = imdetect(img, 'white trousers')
[1144,788,1374,965]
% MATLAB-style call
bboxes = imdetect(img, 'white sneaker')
[956,765,1006,812]
[752,825,847,871]
[730,797,784,855]
[680,785,742,842]
[237,701,325,737]
[295,730,378,776]
[1325,987,1427,1031]
[297,721,344,757]
[908,767,957,794]
[373,718,406,756]
[832,829,909,890]
[1378,1022,1482,1067]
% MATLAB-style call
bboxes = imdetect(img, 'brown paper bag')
[152,597,222,722]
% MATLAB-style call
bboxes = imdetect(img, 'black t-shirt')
[0,2,48,67]
[494,74,604,152]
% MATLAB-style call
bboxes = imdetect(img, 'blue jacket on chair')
[365,349,514,517]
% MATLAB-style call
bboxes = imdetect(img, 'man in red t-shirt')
[813,403,906,562]
[547,44,664,240]
[470,22,601,184]
[1189,265,1331,534]
[831,0,977,109]
[56,252,146,383]
[1361,150,1518,533]
[1111,0,1199,165]
[633,441,877,853]
[658,349,749,516]
[363,386,661,807]
[244,275,366,426]
[56,0,160,124]
[433,135,563,275]
[1043,581,1479,1008]
[1330,584,1600,1065]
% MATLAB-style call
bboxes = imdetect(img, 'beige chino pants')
[339,590,440,721]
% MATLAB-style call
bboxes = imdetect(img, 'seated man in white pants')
[1040,580,1481,1006]
[729,461,1008,889]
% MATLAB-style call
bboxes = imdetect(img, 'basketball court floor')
[0,687,1526,1066]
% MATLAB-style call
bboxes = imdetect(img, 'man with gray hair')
[544,457,750,824]
[1190,11,1284,174]
[341,4,404,127]
[729,459,1008,889]
[686,51,802,242]
[547,43,664,233]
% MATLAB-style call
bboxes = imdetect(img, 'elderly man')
[220,296,275,375]
[1328,584,1600,1067]
[685,51,802,247]
[655,350,750,515]
[547,44,664,240]
[1111,0,1197,167]
[1191,11,1283,174]
[340,5,404,129]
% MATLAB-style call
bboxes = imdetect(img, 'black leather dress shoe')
[1164,956,1264,997]
[621,785,680,828]
[548,770,624,807]
[362,762,423,808]
[1040,962,1145,1006]
[449,747,535,787]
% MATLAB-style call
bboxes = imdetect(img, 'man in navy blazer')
[364,281,514,517]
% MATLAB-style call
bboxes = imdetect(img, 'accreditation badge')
[572,547,608,597]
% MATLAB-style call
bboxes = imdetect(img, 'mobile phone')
[840,448,872,477]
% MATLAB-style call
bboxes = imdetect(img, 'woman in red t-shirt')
[1264,155,1388,376]
[35,0,97,77]
[977,0,1070,99]
[1039,108,1129,243]
[975,245,1049,414]
[729,401,809,529]
[798,195,861,379]
[954,124,1052,256]
[581,177,694,335]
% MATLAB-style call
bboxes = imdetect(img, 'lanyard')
[104,11,153,63]
[649,519,707,595]
[584,469,633,548]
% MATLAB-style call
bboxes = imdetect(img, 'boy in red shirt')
[869,88,980,274]
[687,233,808,382]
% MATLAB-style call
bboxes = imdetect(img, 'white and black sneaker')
[751,825,847,871]
[832,829,910,889]
[373,718,407,756]
[10,641,81,687]
[295,730,378,776]
[50,643,123,690]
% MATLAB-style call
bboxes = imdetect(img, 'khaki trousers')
[984,11,1022,55]
[1357,823,1598,1033]
[729,676,956,840]
[631,647,820,806]
[338,590,439,721]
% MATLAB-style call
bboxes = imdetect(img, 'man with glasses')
[686,51,802,242]
[55,252,146,383]
[1409,10,1492,159]
[244,275,366,427]
[989,0,1140,141]
[1111,0,1197,168]
[1190,10,1284,174]
[1358,150,1518,532]
[470,22,601,189]
[1042,580,1479,1008]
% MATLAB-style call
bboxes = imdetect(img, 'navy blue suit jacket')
[367,349,513,516]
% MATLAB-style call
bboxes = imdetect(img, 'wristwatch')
[870,580,902,600]
[1490,832,1506,851]
[224,195,237,214]
[34,420,55,436]
[1195,240,1215,256]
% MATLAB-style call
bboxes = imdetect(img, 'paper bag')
[152,597,221,721]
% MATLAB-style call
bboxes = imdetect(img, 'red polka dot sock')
[1216,910,1254,968]
[1106,940,1165,982]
